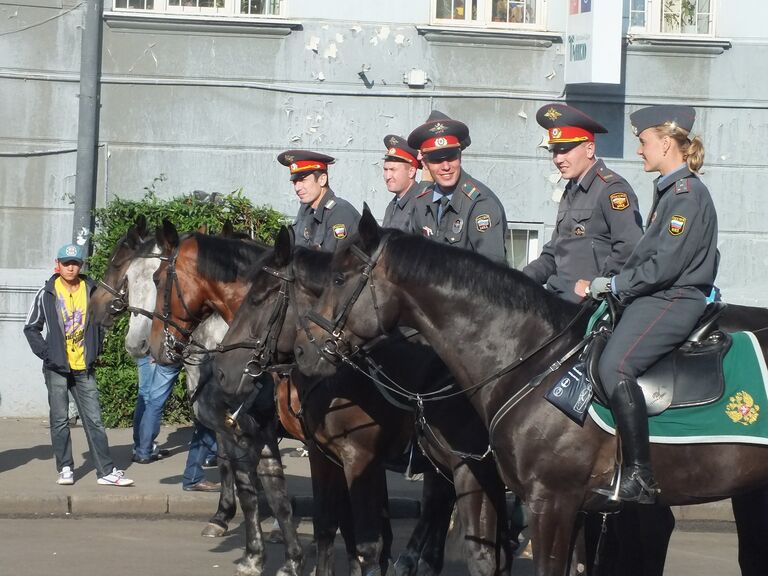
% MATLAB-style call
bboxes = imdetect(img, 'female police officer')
[590,105,718,503]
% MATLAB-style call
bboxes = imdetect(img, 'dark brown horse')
[295,208,768,576]
[214,227,516,576]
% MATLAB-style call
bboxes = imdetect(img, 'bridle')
[304,234,391,364]
[156,245,207,363]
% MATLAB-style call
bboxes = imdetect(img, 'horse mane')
[384,232,580,328]
[293,248,332,296]
[193,233,271,283]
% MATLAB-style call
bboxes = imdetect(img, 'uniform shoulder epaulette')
[462,180,478,199]
[674,178,691,194]
[416,186,433,199]
[325,199,337,209]
[596,165,617,182]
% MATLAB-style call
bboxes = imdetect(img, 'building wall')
[1,0,766,415]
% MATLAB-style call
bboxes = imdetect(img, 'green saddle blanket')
[589,331,768,445]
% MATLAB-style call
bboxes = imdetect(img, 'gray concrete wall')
[1,1,767,415]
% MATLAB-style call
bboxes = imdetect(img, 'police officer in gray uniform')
[277,149,360,252]
[524,104,643,303]
[381,135,425,231]
[407,112,508,264]
[592,105,718,504]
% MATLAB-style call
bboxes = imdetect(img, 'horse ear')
[158,219,179,250]
[197,223,209,234]
[274,226,293,267]
[126,225,141,249]
[358,204,381,254]
[135,215,148,238]
[220,220,234,238]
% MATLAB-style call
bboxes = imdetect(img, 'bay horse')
[147,221,514,576]
[91,220,303,576]
[295,207,768,576]
[214,226,516,576]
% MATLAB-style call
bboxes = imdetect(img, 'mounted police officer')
[381,134,425,231]
[407,111,508,264]
[524,103,643,302]
[591,105,718,504]
[277,149,360,252]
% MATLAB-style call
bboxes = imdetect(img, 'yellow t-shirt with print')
[54,277,88,371]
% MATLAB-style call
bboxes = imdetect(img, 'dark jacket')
[382,180,428,231]
[292,189,361,252]
[613,165,719,302]
[24,274,104,373]
[523,159,643,302]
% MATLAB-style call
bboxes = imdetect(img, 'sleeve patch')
[332,224,348,239]
[475,213,491,232]
[609,192,630,211]
[668,215,687,236]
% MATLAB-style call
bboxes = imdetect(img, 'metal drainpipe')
[72,0,105,262]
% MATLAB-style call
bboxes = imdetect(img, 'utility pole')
[72,0,105,256]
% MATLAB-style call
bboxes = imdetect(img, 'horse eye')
[334,273,346,286]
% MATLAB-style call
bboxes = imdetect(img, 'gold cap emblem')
[544,107,562,122]
[429,122,447,134]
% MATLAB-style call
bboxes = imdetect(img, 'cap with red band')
[535,103,607,152]
[383,134,421,168]
[277,149,336,181]
[407,111,470,161]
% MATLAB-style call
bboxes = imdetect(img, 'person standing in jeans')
[132,355,178,463]
[182,421,219,492]
[24,243,134,487]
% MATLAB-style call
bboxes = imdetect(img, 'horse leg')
[732,487,768,576]
[527,494,581,576]
[346,457,387,576]
[203,431,237,537]
[454,461,513,576]
[308,443,349,576]
[255,426,304,576]
[228,435,266,576]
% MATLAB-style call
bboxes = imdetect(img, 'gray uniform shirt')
[382,181,426,232]
[292,189,361,252]
[409,170,508,264]
[613,165,718,302]
[523,159,643,303]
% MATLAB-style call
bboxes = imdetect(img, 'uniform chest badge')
[422,226,434,238]
[668,215,686,236]
[303,227,311,240]
[609,192,629,211]
[332,224,347,239]
[574,224,585,236]
[452,218,463,234]
[725,391,760,426]
[475,214,491,232]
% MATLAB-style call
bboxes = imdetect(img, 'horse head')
[295,205,404,377]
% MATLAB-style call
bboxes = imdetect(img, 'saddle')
[586,302,732,415]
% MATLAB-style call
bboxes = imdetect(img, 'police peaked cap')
[630,105,696,136]
[536,103,607,153]
[382,135,421,168]
[277,150,336,181]
[407,110,470,160]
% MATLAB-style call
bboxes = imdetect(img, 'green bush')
[90,186,287,427]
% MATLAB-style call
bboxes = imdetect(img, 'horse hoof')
[201,522,227,537]
[236,560,264,576]
[276,558,304,576]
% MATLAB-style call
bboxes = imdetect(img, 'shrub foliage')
[90,187,286,427]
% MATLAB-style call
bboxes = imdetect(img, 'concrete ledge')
[0,494,70,515]
[671,501,735,523]
[72,493,170,516]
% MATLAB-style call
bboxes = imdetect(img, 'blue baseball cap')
[56,243,84,264]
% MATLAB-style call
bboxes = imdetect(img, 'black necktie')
[436,195,450,225]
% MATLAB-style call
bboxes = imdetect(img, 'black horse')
[295,208,768,576]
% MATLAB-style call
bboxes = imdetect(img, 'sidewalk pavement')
[0,417,734,523]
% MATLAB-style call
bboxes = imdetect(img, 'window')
[113,0,280,17]
[432,0,545,28]
[629,0,714,36]
[507,223,543,270]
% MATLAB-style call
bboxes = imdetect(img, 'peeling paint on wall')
[324,43,338,59]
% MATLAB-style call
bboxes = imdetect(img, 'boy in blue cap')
[24,243,134,487]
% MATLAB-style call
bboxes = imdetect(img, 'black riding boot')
[595,379,659,504]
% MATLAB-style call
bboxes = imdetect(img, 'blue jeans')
[133,355,180,459]
[182,421,218,488]
[44,368,115,478]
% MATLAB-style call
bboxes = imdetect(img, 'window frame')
[111,0,284,18]
[627,0,717,37]
[507,222,544,270]
[430,0,548,31]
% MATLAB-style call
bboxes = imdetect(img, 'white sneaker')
[97,468,134,487]
[57,466,74,485]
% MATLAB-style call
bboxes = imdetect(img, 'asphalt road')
[0,517,741,576]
